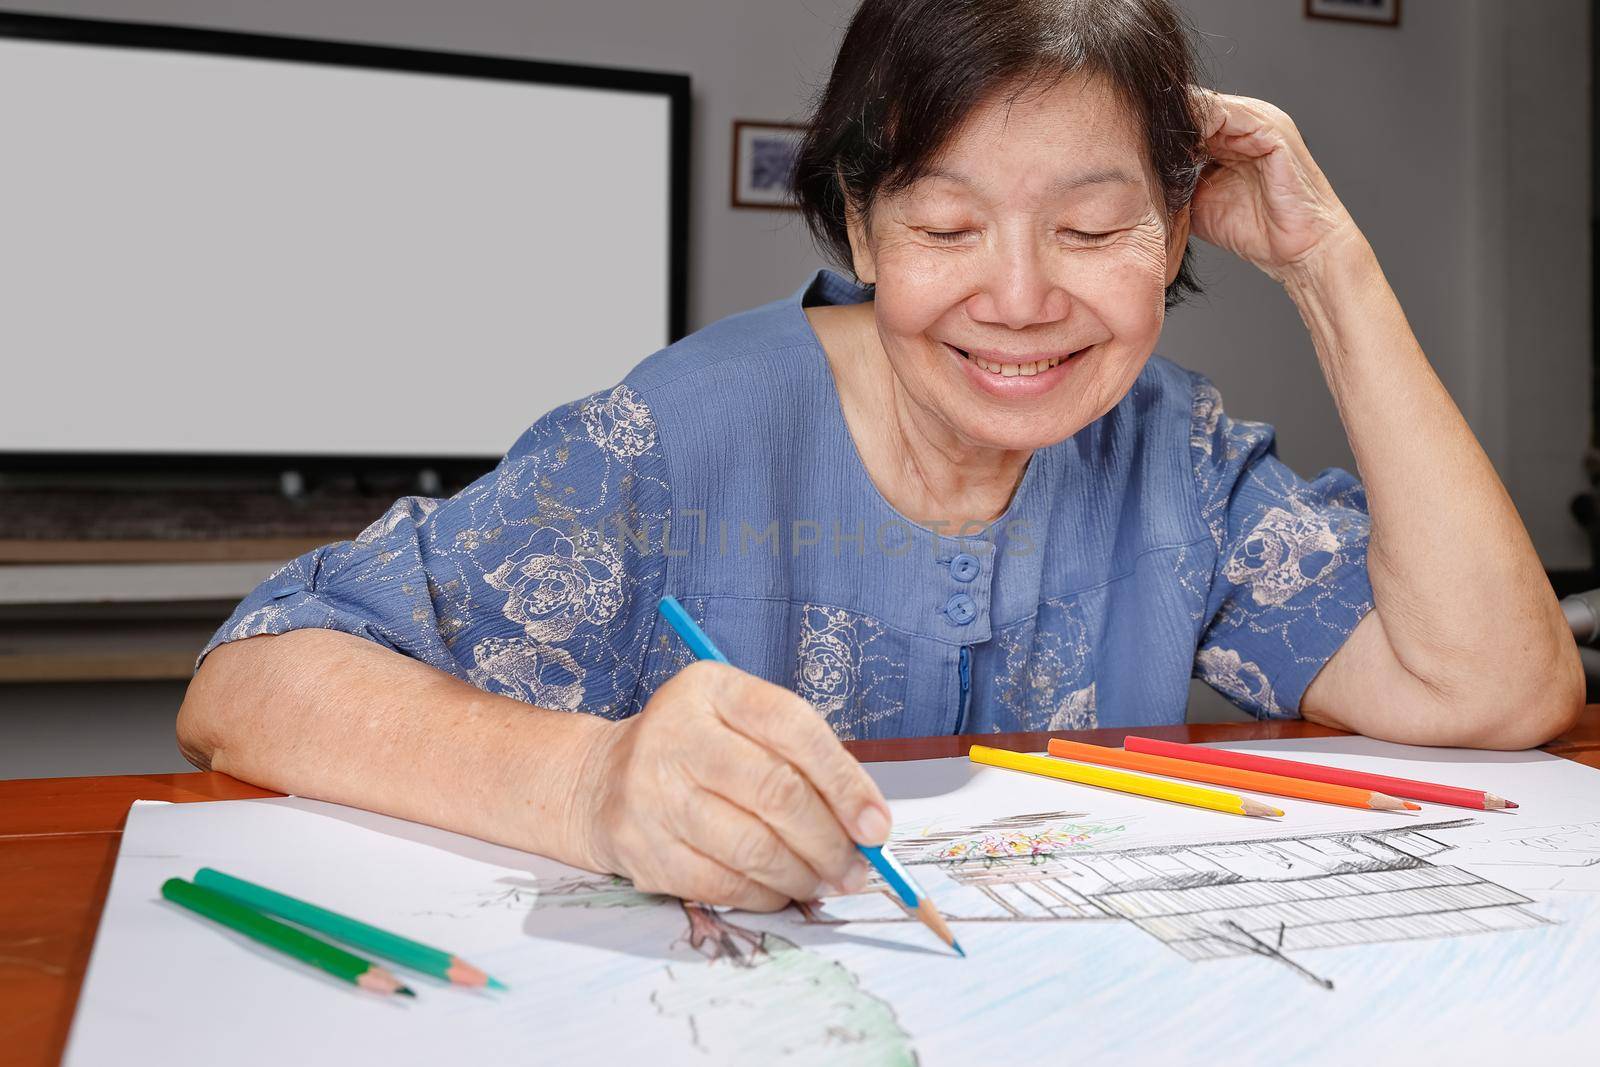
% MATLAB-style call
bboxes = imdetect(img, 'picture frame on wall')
[1305,0,1400,26]
[730,120,806,210]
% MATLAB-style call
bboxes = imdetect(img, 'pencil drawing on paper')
[1440,821,1600,868]
[894,810,1131,865]
[1492,822,1600,859]
[649,930,917,1065]
[804,812,1551,990]
[527,873,919,1065]
[464,808,1557,1061]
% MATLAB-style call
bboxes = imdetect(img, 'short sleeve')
[200,384,673,719]
[1188,374,1374,719]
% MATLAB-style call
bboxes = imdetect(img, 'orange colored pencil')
[1046,739,1420,812]
[1123,736,1516,810]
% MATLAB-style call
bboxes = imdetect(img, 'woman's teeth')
[963,351,1068,377]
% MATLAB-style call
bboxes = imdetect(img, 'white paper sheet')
[65,738,1600,1065]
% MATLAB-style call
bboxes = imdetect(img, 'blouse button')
[943,593,977,626]
[949,553,980,582]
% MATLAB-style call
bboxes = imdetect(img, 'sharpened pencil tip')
[1236,798,1286,818]
[397,986,416,998]
[488,977,508,991]
[953,941,967,958]
[1403,802,1421,810]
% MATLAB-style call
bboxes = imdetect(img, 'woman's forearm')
[177,628,614,870]
[1283,231,1581,725]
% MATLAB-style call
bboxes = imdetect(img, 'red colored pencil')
[1122,737,1517,810]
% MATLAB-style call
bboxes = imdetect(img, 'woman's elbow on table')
[176,640,249,773]
[1414,649,1582,752]
[176,629,342,776]
[1305,610,1585,751]
[1427,613,1586,750]
[1475,639,1586,751]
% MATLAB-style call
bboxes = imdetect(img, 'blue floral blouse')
[203,269,1374,737]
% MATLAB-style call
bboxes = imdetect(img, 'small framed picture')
[731,120,806,210]
[1305,0,1400,25]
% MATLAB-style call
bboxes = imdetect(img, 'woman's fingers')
[1204,90,1277,137]
[1206,133,1276,164]
[677,789,828,904]
[634,840,790,912]
[607,663,889,911]
[1192,87,1290,161]
[706,668,892,845]
[690,728,868,892]
[1190,85,1227,139]
[1205,114,1274,160]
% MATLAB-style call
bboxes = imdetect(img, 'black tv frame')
[0,10,692,475]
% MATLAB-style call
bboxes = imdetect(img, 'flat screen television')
[0,12,689,466]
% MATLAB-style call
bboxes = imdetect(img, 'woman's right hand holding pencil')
[571,661,891,911]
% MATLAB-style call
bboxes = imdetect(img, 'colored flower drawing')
[929,820,1129,866]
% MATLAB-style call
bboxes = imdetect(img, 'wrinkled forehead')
[897,69,1161,208]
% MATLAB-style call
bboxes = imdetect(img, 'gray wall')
[15,0,1589,562]
[1166,0,1591,571]
[4,0,1589,775]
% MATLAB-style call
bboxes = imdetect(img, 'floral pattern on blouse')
[1188,378,1373,719]
[204,269,1376,735]
[992,598,1098,732]
[204,383,671,720]
[793,604,907,740]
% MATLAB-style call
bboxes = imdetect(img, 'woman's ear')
[1164,203,1192,288]
[841,182,878,286]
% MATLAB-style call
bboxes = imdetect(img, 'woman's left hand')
[1188,89,1362,285]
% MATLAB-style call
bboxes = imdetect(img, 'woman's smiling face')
[846,71,1191,451]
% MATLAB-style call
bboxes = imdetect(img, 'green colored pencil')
[194,867,504,989]
[161,878,414,996]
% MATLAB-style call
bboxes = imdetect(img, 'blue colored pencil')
[656,595,730,663]
[657,595,965,956]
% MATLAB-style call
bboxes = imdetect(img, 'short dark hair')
[793,0,1209,310]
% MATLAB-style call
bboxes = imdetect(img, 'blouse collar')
[796,267,873,309]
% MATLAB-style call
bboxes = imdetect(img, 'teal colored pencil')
[656,596,965,957]
[194,868,506,989]
[162,878,414,996]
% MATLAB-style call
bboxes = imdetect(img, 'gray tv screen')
[0,14,688,461]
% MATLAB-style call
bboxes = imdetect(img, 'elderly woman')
[179,0,1581,912]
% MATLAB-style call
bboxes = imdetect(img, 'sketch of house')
[518,810,1556,995]
[813,812,1550,987]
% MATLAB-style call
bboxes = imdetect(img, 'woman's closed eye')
[919,227,1121,245]
[1059,228,1118,244]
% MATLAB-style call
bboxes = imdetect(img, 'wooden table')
[5,712,1599,1065]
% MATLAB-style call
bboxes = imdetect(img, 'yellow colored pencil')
[968,746,1284,818]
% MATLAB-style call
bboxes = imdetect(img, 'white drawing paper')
[65,737,1600,1065]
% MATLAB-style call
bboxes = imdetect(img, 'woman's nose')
[966,245,1070,330]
